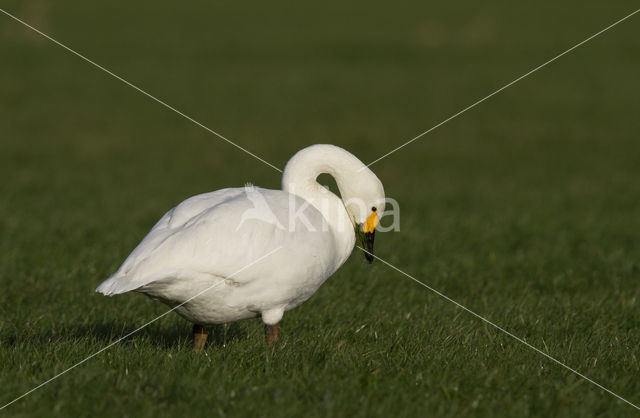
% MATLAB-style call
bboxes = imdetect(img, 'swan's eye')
[371,206,377,212]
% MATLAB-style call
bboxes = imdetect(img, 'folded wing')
[96,187,332,295]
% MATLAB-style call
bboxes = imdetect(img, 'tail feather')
[95,275,133,296]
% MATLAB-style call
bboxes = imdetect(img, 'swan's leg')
[193,324,208,352]
[262,308,285,347]
[264,324,280,346]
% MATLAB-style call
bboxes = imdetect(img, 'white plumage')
[96,144,385,335]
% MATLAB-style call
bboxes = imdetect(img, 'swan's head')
[341,165,385,263]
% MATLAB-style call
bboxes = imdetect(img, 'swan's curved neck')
[282,161,341,205]
[281,145,362,255]
[281,145,362,218]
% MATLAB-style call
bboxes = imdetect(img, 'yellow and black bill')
[361,208,379,263]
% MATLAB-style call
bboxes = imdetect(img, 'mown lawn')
[1,1,639,416]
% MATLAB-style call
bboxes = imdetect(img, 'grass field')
[1,1,640,416]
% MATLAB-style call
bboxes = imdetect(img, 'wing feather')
[96,187,333,296]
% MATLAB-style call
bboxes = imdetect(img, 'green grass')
[1,0,640,416]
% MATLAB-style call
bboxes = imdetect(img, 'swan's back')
[96,187,339,296]
[111,188,244,281]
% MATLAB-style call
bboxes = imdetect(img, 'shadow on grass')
[1,320,250,351]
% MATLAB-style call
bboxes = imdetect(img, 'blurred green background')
[1,1,639,416]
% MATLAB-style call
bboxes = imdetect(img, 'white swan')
[96,144,385,349]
